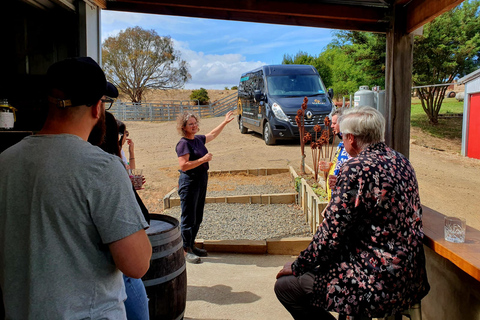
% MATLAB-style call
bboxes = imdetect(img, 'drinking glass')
[444,216,466,243]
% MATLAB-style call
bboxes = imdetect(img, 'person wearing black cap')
[0,57,152,319]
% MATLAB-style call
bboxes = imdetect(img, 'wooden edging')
[209,168,290,176]
[194,238,311,256]
[162,168,294,210]
[289,165,328,233]
[165,192,297,209]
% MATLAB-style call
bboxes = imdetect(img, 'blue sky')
[101,11,334,89]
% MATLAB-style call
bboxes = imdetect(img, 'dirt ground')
[120,89,236,104]
[126,114,480,230]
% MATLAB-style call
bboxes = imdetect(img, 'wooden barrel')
[142,215,186,320]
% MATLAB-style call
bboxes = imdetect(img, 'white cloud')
[174,40,266,89]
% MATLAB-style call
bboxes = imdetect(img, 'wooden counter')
[423,206,480,281]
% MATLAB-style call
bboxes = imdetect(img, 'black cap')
[106,82,119,99]
[47,57,116,108]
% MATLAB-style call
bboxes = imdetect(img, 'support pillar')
[385,5,414,158]
[78,0,102,63]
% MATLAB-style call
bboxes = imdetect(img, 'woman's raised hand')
[224,110,235,124]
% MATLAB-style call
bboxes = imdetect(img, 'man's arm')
[109,229,152,279]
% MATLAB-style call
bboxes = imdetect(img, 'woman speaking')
[175,110,234,264]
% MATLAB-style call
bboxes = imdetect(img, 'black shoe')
[191,246,208,257]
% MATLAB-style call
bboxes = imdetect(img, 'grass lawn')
[410,97,463,140]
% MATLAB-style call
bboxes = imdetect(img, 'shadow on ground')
[187,284,260,305]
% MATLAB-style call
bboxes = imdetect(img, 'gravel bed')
[163,203,313,240]
[165,173,313,240]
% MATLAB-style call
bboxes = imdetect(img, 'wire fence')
[110,92,237,122]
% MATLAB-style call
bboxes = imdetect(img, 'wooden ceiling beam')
[405,0,465,33]
[107,0,388,24]
[106,1,387,32]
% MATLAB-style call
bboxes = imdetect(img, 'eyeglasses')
[119,131,129,138]
[101,97,115,110]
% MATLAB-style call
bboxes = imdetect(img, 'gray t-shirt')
[0,134,148,319]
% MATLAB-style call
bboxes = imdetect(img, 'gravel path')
[164,173,313,240]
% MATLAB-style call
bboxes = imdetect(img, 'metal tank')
[354,86,374,108]
[373,86,386,117]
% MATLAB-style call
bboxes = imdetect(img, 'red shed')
[459,69,480,160]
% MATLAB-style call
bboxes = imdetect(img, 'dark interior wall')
[0,0,79,131]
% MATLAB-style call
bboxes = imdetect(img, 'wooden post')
[385,4,414,159]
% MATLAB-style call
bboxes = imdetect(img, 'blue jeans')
[123,275,149,320]
[178,170,208,249]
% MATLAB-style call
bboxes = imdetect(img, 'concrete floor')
[183,253,295,320]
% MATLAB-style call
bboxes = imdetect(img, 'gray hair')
[339,106,385,150]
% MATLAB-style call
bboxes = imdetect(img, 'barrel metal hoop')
[148,231,181,246]
[151,240,183,260]
[147,225,179,239]
[174,310,185,320]
[143,263,186,287]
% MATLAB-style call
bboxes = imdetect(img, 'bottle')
[0,99,16,130]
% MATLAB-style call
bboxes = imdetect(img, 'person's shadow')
[187,284,260,305]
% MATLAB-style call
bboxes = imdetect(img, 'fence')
[110,92,237,122]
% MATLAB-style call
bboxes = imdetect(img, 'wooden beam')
[108,0,388,23]
[106,1,388,32]
[405,0,465,33]
[88,0,107,9]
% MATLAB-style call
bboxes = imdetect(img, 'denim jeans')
[178,170,208,249]
[123,275,149,320]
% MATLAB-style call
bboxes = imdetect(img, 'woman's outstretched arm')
[205,110,234,143]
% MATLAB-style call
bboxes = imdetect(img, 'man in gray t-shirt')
[0,57,152,319]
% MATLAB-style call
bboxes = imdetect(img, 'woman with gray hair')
[275,106,430,319]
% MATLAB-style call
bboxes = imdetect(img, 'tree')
[231,86,238,90]
[282,51,332,88]
[413,0,480,124]
[190,88,210,105]
[102,26,191,103]
[331,31,386,89]
[318,45,363,99]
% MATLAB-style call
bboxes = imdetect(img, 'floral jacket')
[292,142,430,317]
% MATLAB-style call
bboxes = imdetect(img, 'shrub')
[190,88,210,105]
[231,86,238,90]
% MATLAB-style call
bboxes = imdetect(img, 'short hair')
[339,106,385,150]
[331,107,344,118]
[176,111,199,136]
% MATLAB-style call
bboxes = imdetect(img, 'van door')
[251,70,265,132]
[239,72,258,132]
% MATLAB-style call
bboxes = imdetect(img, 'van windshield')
[266,75,326,97]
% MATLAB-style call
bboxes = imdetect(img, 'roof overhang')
[104,0,465,34]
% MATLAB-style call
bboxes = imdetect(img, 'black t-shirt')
[175,135,209,173]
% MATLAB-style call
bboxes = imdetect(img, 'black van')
[237,64,334,145]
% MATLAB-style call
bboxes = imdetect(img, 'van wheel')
[263,122,276,145]
[239,117,248,134]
